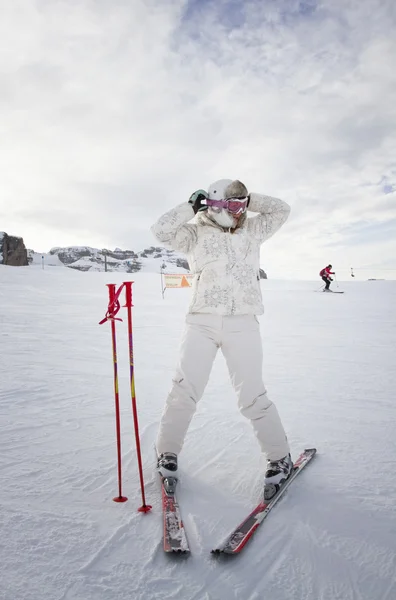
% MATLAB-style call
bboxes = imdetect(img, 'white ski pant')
[156,314,289,461]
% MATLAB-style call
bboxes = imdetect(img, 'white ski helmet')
[207,179,233,200]
[206,179,248,228]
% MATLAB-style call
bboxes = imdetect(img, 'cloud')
[0,0,395,279]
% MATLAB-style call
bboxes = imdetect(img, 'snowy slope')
[28,250,64,267]
[0,266,395,600]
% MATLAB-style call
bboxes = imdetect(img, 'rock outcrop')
[259,268,267,279]
[0,232,28,266]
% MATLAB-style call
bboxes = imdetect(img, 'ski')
[161,477,190,554]
[212,448,317,555]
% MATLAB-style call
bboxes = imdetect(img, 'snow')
[138,256,187,274]
[29,250,64,267]
[1,266,396,600]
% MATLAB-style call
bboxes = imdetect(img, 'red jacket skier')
[320,264,335,291]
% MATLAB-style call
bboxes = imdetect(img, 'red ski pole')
[102,283,128,503]
[123,281,152,513]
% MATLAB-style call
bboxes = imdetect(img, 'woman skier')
[320,264,335,291]
[151,179,292,500]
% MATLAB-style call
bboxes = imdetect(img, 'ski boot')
[263,454,293,501]
[157,452,178,495]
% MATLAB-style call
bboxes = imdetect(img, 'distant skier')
[151,179,293,500]
[320,264,335,291]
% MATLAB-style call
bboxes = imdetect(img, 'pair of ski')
[161,447,316,555]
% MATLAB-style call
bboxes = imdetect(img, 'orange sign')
[163,273,194,288]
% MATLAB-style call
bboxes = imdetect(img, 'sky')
[1,0,395,280]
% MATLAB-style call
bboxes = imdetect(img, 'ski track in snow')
[1,267,396,600]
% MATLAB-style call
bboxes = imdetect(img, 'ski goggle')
[203,197,248,215]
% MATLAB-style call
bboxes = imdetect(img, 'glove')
[188,189,208,214]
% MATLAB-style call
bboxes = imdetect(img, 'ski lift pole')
[123,281,152,513]
[160,267,165,299]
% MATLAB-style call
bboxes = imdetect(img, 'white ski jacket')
[151,194,291,315]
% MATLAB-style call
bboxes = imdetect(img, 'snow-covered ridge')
[28,245,190,273]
